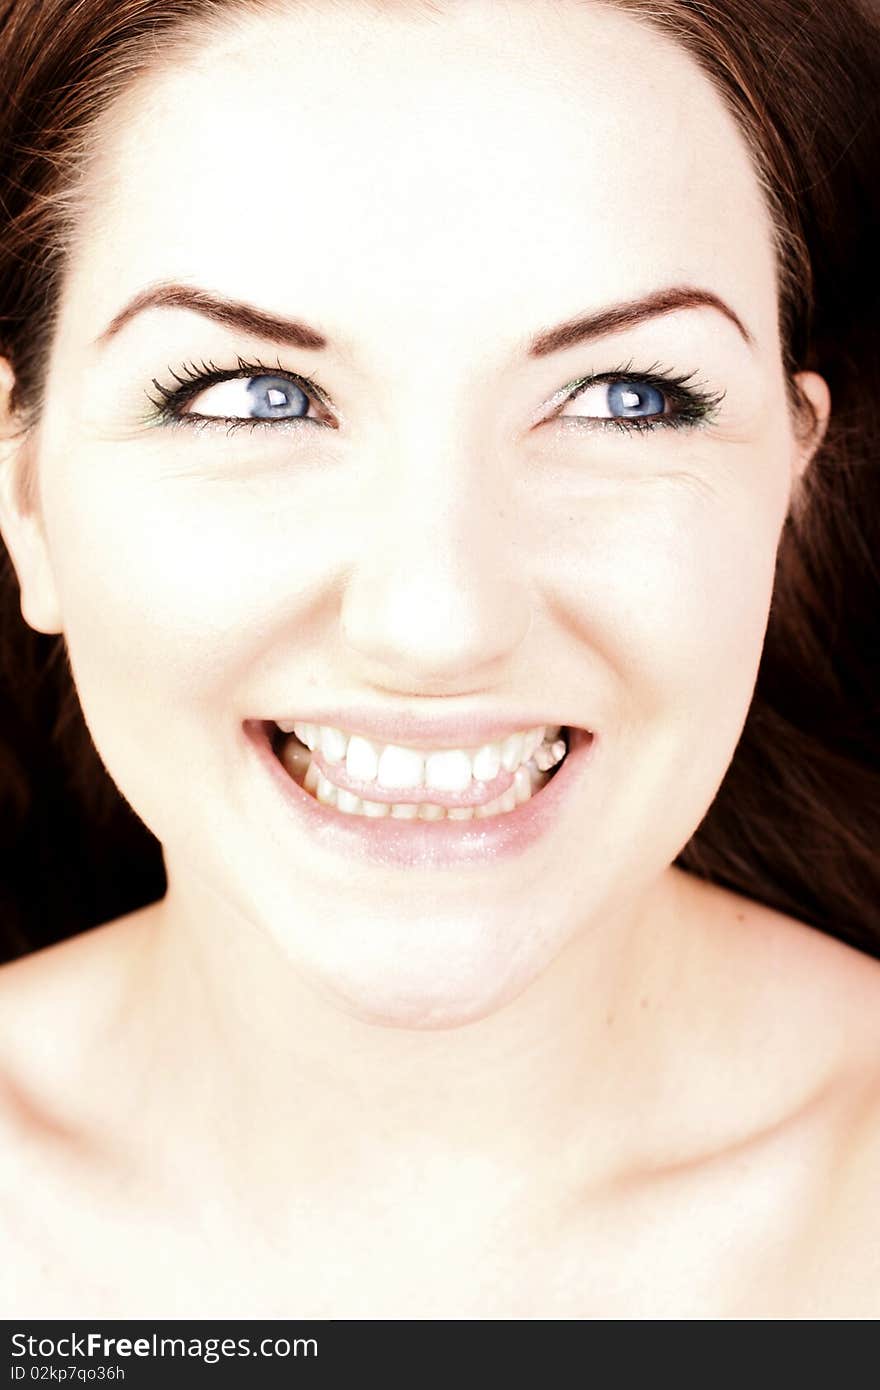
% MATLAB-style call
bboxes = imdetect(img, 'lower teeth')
[278,732,567,821]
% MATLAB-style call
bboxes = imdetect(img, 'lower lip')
[243,720,596,870]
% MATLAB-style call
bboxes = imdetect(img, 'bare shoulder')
[807,1067,880,1317]
[0,903,161,1151]
[767,899,880,1316]
[681,869,880,1065]
[0,904,168,1313]
[682,873,880,1314]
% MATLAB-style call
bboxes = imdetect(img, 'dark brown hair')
[1,0,878,961]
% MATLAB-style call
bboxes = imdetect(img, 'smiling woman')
[0,0,879,1322]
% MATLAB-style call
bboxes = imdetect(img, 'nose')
[339,454,531,690]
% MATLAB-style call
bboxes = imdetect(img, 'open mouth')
[267,721,575,822]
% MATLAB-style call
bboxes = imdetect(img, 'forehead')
[68,0,777,362]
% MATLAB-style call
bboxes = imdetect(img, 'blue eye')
[551,367,724,434]
[605,381,665,417]
[245,375,310,419]
[184,373,314,421]
[147,359,335,433]
[559,378,668,423]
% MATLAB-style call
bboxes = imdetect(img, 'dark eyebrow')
[526,285,754,357]
[96,279,753,359]
[95,283,328,351]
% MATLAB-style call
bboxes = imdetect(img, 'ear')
[790,370,831,482]
[0,357,64,634]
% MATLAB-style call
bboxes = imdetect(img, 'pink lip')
[269,708,567,750]
[244,720,595,870]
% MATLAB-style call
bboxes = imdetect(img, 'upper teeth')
[274,720,564,792]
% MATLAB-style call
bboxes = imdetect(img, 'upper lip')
[262,709,577,750]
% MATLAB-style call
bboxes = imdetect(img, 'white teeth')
[500,731,524,772]
[424,748,473,793]
[377,744,425,789]
[346,734,380,783]
[298,749,557,820]
[316,771,337,805]
[319,726,348,765]
[472,742,501,782]
[522,726,545,761]
[281,721,561,783]
[513,765,533,804]
[475,772,544,817]
[280,722,570,822]
[533,736,567,772]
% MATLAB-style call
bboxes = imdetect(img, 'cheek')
[539,464,783,752]
[37,465,334,839]
[42,462,334,695]
[526,460,785,877]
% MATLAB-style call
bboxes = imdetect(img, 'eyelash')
[556,360,724,434]
[145,356,331,436]
[144,355,724,436]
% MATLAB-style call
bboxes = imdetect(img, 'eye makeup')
[142,354,725,437]
[144,355,335,435]
[550,360,725,435]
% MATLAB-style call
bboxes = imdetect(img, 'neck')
[130,864,698,1203]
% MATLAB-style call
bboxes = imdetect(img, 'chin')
[316,976,532,1032]
[271,909,555,1032]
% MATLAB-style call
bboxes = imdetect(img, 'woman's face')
[2,0,825,1026]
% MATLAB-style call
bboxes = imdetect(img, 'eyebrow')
[95,281,754,357]
[96,283,328,351]
[526,285,754,356]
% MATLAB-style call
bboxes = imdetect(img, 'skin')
[0,0,878,1318]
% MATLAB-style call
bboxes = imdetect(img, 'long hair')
[1,0,878,960]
